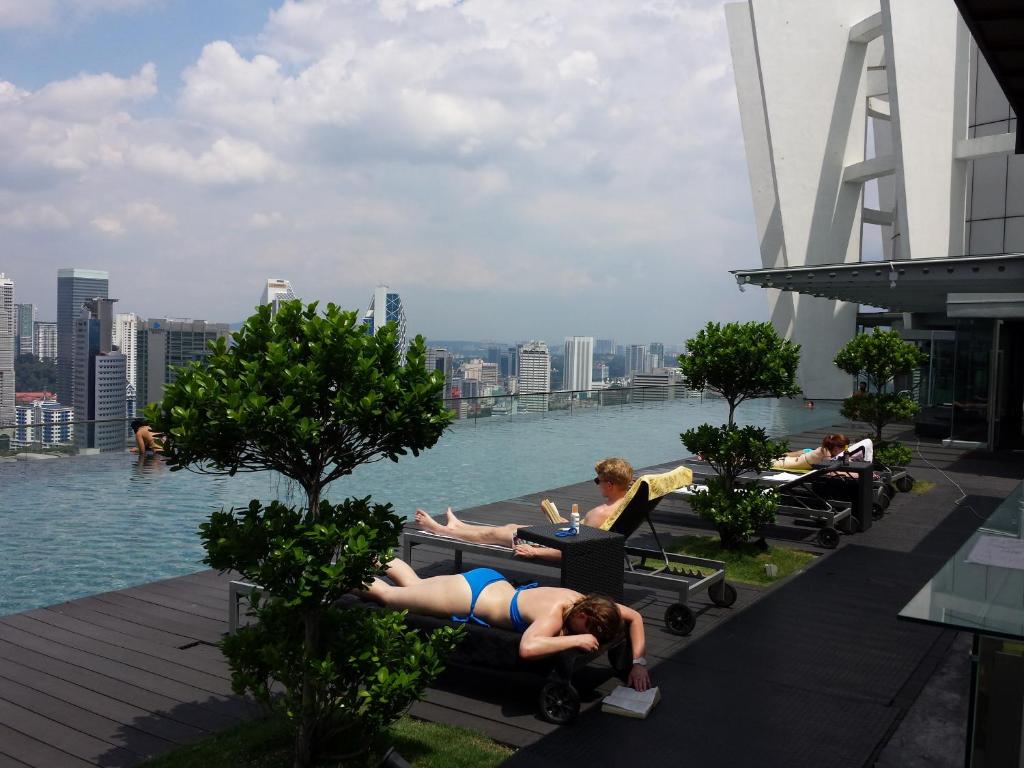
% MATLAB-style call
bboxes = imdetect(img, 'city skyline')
[0,0,771,344]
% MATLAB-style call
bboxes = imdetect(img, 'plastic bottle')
[570,504,580,535]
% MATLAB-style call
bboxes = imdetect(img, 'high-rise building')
[15,304,35,358]
[136,318,232,411]
[517,341,551,413]
[626,344,650,380]
[362,285,407,357]
[0,274,14,427]
[461,358,499,386]
[261,278,298,315]
[593,362,610,383]
[649,342,665,370]
[57,268,108,406]
[113,313,139,399]
[562,336,594,392]
[14,398,73,449]
[73,298,126,451]
[499,347,518,379]
[595,339,615,356]
[33,322,57,362]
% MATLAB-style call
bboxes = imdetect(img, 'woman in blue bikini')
[362,558,651,691]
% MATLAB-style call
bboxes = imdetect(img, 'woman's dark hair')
[130,419,147,434]
[821,433,848,454]
[563,595,622,645]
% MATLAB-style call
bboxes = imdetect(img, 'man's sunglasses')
[593,476,604,485]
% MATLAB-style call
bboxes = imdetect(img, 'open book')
[540,499,564,524]
[601,686,661,719]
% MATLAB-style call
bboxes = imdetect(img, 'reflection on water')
[0,397,841,615]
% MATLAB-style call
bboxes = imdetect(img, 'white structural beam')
[863,207,895,225]
[954,132,1017,160]
[866,67,889,96]
[867,96,890,119]
[850,12,884,44]
[843,155,896,183]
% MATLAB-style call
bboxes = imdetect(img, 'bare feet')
[415,508,448,535]
[444,507,467,530]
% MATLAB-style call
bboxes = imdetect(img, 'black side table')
[813,460,874,531]
[516,524,625,600]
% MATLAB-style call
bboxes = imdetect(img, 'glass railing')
[0,415,135,457]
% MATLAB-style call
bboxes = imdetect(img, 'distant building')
[593,362,609,383]
[517,341,551,412]
[15,304,35,358]
[562,336,594,392]
[499,346,518,379]
[261,278,298,315]
[57,268,108,407]
[33,322,57,362]
[113,313,139,401]
[648,342,665,370]
[14,398,73,449]
[362,285,407,358]
[595,339,615,356]
[136,318,231,411]
[626,344,650,380]
[0,274,13,426]
[461,358,499,386]
[632,367,684,401]
[73,298,126,451]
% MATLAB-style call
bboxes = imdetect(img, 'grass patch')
[910,480,936,495]
[639,534,816,586]
[141,715,512,768]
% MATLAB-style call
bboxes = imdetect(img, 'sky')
[0,0,771,345]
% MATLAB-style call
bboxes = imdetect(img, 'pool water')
[0,398,840,615]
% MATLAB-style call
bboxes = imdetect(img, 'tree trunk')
[727,400,737,427]
[295,485,322,767]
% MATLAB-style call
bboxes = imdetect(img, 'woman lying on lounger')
[772,433,847,471]
[359,557,651,691]
[414,457,633,560]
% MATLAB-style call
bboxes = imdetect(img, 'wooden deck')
[0,425,1018,766]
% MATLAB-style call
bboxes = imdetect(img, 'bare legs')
[361,559,472,618]
[414,507,522,547]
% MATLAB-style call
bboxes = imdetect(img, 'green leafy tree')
[679,321,801,426]
[149,301,461,767]
[678,322,799,547]
[833,329,926,456]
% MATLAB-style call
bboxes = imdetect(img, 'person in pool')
[130,419,164,456]
[414,457,634,560]
[359,557,651,691]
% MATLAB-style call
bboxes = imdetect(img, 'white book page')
[603,686,659,712]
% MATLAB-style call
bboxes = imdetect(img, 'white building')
[33,322,57,362]
[727,0,1024,449]
[15,304,35,358]
[362,285,407,359]
[0,274,14,427]
[626,344,650,381]
[261,278,298,315]
[461,358,499,386]
[113,312,139,399]
[517,341,551,413]
[632,367,684,401]
[562,336,594,392]
[14,398,73,448]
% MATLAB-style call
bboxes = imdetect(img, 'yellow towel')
[600,465,694,530]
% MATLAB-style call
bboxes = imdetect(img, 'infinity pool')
[0,397,840,615]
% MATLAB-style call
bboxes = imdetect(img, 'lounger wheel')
[895,475,914,493]
[664,603,696,636]
[872,500,888,520]
[882,482,897,500]
[817,528,840,549]
[538,681,580,724]
[708,580,738,608]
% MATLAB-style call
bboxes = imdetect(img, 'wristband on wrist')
[632,657,647,666]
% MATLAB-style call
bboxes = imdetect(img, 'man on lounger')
[415,457,634,560]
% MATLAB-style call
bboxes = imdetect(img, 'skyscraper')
[73,297,126,451]
[136,318,232,410]
[595,339,615,356]
[362,285,407,358]
[562,336,594,392]
[33,322,57,362]
[0,274,14,427]
[626,344,650,381]
[113,313,139,396]
[15,304,35,358]
[57,268,108,406]
[261,278,298,315]
[649,342,665,370]
[517,341,550,413]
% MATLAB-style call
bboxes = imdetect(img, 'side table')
[516,524,625,600]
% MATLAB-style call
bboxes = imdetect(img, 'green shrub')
[875,441,912,469]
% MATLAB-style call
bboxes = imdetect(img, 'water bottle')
[570,504,580,535]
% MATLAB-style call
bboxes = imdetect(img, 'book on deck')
[601,686,661,719]
[541,499,563,524]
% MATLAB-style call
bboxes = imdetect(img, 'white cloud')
[0,0,55,28]
[0,203,70,230]
[91,215,125,235]
[30,63,156,118]
[130,137,281,185]
[248,211,286,229]
[0,0,157,28]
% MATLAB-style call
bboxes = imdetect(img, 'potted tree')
[149,301,461,768]
[833,328,926,491]
[678,321,800,548]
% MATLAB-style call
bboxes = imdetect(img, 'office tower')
[15,304,35,358]
[593,362,609,383]
[0,274,13,427]
[562,336,594,392]
[485,346,501,365]
[136,318,232,410]
[649,342,665,370]
[499,347,518,379]
[14,398,73,448]
[261,278,298,315]
[626,344,650,380]
[113,313,139,397]
[461,358,498,386]
[73,298,127,451]
[517,341,550,413]
[57,268,108,406]
[632,367,683,401]
[595,339,615,356]
[362,285,407,358]
[33,322,57,362]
